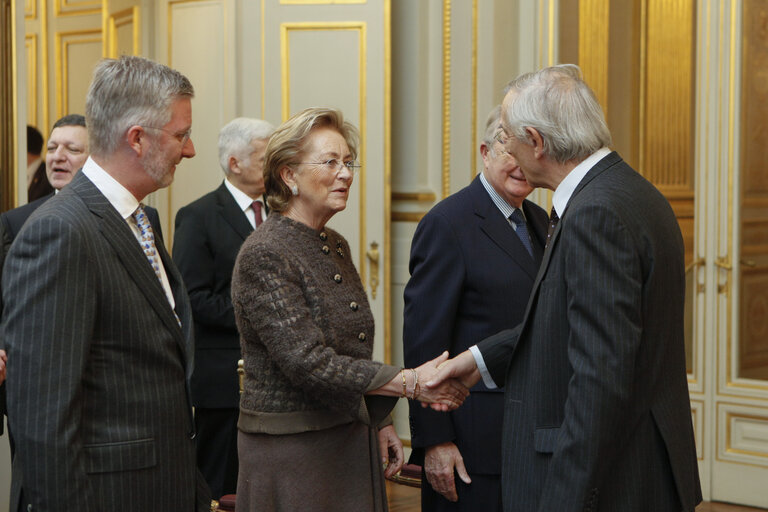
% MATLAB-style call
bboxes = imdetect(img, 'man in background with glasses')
[173,117,274,501]
[403,105,548,511]
[2,56,211,511]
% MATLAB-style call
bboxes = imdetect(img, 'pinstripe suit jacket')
[2,171,210,511]
[478,152,702,512]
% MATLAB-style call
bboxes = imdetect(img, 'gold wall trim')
[25,34,38,126]
[108,7,140,58]
[12,0,19,207]
[392,192,436,202]
[548,0,554,66]
[470,0,477,181]
[42,0,49,135]
[441,0,450,199]
[578,0,609,111]
[55,0,101,17]
[54,29,102,119]
[279,21,368,280]
[279,0,366,3]
[25,0,36,20]
[536,0,555,68]
[384,0,392,364]
[392,211,426,223]
[260,0,266,118]
[720,405,768,466]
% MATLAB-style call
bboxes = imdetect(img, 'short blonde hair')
[264,107,359,212]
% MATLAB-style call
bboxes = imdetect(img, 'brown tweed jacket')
[232,213,398,435]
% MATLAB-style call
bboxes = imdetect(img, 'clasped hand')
[413,351,470,412]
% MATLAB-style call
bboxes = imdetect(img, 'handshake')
[407,350,481,412]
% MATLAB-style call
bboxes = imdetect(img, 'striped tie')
[509,209,533,257]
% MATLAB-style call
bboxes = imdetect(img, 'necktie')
[132,205,177,317]
[509,209,533,257]
[546,206,559,249]
[252,200,263,227]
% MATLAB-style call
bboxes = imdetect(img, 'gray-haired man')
[173,117,275,500]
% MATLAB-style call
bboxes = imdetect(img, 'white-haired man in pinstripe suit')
[427,65,702,512]
[2,56,210,512]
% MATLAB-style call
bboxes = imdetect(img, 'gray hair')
[481,105,502,155]
[218,118,275,175]
[85,56,194,157]
[503,64,611,163]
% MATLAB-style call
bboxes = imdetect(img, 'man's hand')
[378,424,404,479]
[424,442,471,502]
[0,349,6,385]
[415,351,470,411]
[424,350,481,396]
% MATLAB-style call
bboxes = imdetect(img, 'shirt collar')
[479,172,523,220]
[224,178,260,212]
[551,147,612,217]
[81,156,140,219]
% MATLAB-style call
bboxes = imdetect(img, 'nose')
[337,164,353,182]
[183,138,196,158]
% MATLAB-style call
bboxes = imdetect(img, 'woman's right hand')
[413,351,469,410]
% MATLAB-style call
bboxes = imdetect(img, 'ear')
[125,125,145,156]
[279,165,296,189]
[526,127,545,159]
[228,156,241,175]
[480,143,492,166]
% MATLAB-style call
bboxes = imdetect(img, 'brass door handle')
[740,258,757,268]
[714,257,732,271]
[685,257,705,274]
[366,241,380,299]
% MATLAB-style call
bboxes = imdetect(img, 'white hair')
[218,118,275,175]
[85,56,194,157]
[503,64,611,163]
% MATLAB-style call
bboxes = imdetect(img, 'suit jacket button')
[358,332,366,341]
[334,274,342,283]
[350,301,359,311]
[189,431,197,440]
[322,245,330,254]
[319,232,328,241]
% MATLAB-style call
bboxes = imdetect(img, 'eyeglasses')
[143,126,192,146]
[296,159,361,174]
[492,130,514,157]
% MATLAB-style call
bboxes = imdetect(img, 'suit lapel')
[472,178,540,280]
[518,152,623,338]
[216,183,254,241]
[71,173,185,347]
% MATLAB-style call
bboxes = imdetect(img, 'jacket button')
[322,245,330,254]
[319,232,328,241]
[358,332,366,341]
[350,301,359,311]
[189,431,197,440]
[334,274,342,283]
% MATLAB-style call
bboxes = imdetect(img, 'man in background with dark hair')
[26,125,54,201]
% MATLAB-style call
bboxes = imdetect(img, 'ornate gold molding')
[470,0,477,181]
[55,29,102,119]
[55,0,101,17]
[392,192,436,202]
[25,0,37,20]
[384,0,392,364]
[442,0,450,199]
[392,211,426,223]
[25,34,38,126]
[107,7,140,58]
[578,0,609,112]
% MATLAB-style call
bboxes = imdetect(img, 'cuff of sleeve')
[469,345,498,389]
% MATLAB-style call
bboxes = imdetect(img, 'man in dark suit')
[0,113,88,445]
[2,55,210,511]
[427,65,702,511]
[403,105,547,511]
[173,117,274,499]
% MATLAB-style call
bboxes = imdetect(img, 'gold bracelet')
[401,369,407,398]
[411,368,419,400]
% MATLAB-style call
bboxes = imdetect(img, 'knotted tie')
[132,205,178,322]
[509,209,533,257]
[252,200,263,227]
[545,207,559,249]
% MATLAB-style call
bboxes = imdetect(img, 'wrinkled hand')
[424,442,471,502]
[378,424,404,479]
[424,350,481,399]
[0,349,6,385]
[415,351,470,411]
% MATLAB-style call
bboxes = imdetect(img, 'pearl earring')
[291,185,299,196]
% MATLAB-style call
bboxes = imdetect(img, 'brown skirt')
[236,421,388,512]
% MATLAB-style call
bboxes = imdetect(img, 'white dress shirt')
[224,178,265,228]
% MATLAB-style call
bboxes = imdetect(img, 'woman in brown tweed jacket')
[231,107,468,511]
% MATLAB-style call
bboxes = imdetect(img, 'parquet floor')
[385,481,767,512]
